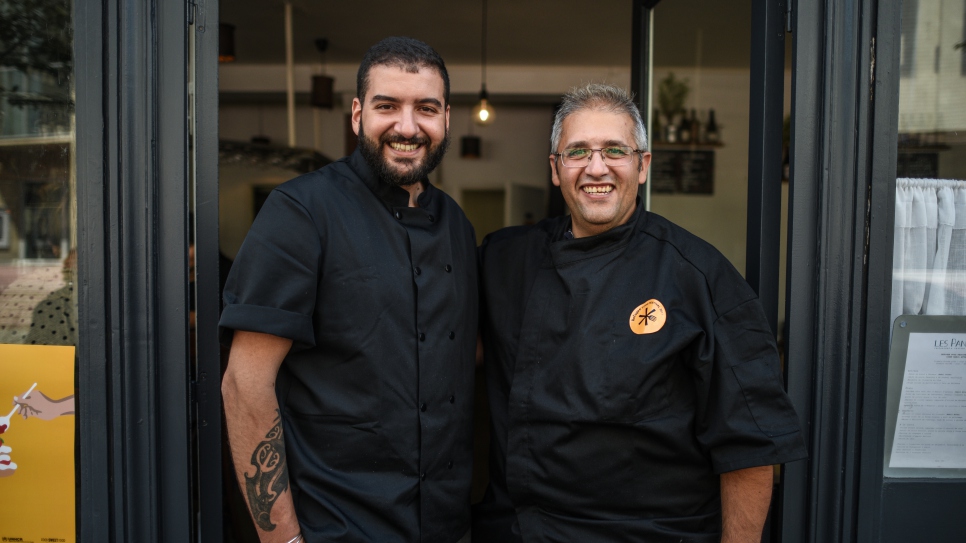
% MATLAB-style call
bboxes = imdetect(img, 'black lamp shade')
[219,24,236,62]
[311,75,335,109]
[461,135,481,158]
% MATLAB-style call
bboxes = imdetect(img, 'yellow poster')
[0,344,75,543]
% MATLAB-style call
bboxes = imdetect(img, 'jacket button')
[444,264,452,272]
[419,332,426,341]
[449,331,455,340]
[414,267,421,276]
[394,211,402,220]
[420,402,427,412]
[428,214,435,222]
[449,395,455,404]
[420,473,426,481]
[447,461,453,469]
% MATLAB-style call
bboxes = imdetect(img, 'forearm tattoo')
[245,409,290,531]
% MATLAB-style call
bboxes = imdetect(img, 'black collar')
[549,198,646,265]
[347,148,436,210]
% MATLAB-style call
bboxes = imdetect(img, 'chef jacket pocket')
[600,339,672,422]
[283,410,408,473]
[731,356,800,437]
[316,265,385,341]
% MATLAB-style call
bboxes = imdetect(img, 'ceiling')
[220,0,756,69]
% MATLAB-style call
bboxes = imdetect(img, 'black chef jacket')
[473,202,806,543]
[220,149,479,543]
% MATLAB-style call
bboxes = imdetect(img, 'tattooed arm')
[223,330,300,543]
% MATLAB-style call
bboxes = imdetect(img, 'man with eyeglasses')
[473,83,806,542]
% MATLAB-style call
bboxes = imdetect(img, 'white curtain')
[891,178,966,325]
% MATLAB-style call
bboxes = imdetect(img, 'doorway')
[211,0,793,540]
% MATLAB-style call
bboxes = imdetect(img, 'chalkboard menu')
[650,149,715,194]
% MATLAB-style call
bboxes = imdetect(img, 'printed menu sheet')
[890,333,966,469]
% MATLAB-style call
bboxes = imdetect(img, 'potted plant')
[657,73,689,143]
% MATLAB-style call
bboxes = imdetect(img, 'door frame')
[781,0,917,541]
[74,0,221,539]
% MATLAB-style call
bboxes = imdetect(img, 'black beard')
[358,123,450,187]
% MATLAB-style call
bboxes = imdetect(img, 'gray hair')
[550,83,648,153]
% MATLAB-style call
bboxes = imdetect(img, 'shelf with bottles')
[651,107,723,148]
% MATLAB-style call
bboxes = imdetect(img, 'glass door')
[645,1,792,540]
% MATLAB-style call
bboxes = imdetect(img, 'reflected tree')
[0,0,72,74]
[0,0,73,109]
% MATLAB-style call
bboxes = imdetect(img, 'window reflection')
[0,0,75,347]
[892,0,966,324]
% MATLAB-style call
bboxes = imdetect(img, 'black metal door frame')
[782,0,872,539]
[193,1,224,541]
[74,0,221,540]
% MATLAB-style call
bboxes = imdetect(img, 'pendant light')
[473,0,495,125]
[311,38,334,109]
[219,23,236,63]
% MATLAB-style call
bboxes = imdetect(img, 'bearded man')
[221,37,477,543]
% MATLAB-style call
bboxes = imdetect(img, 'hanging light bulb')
[219,23,236,63]
[474,0,495,126]
[474,86,495,125]
[311,38,334,109]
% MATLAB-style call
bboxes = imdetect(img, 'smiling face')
[352,64,450,187]
[550,108,652,238]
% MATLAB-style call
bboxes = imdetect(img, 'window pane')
[0,2,77,538]
[885,0,966,479]
[892,0,966,326]
[0,0,76,347]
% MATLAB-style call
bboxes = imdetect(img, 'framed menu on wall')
[649,147,715,195]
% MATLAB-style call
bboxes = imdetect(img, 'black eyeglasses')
[554,146,644,168]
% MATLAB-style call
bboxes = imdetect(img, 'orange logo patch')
[629,299,667,334]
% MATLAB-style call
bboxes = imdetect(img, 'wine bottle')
[678,111,692,144]
[652,109,662,143]
[705,109,720,143]
[689,109,700,144]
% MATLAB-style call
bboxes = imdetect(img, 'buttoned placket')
[395,201,463,540]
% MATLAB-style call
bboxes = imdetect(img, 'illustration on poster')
[0,383,74,478]
[0,383,36,478]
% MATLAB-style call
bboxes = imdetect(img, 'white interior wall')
[438,105,554,204]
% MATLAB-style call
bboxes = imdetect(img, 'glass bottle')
[678,111,692,144]
[689,109,700,143]
[705,109,720,144]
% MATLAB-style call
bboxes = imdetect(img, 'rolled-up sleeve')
[695,298,807,473]
[219,188,321,350]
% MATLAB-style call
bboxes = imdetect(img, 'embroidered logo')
[629,299,667,334]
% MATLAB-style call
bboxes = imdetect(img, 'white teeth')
[389,142,419,152]
[582,185,613,193]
